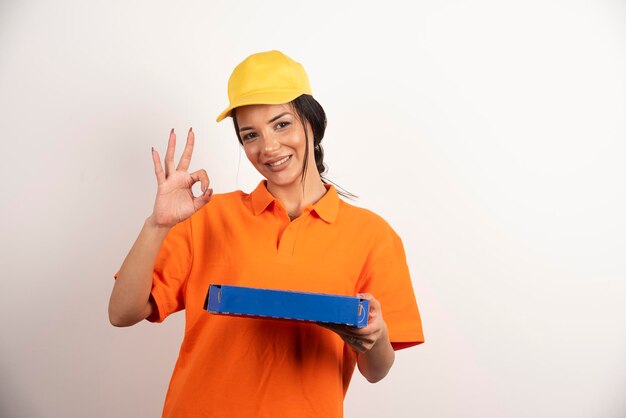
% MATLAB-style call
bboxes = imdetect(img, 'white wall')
[1,1,625,417]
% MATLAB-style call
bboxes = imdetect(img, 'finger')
[345,335,369,353]
[193,187,213,211]
[151,147,166,185]
[319,323,372,344]
[164,128,176,177]
[189,169,210,194]
[330,321,377,340]
[357,293,380,317]
[349,328,374,339]
[177,127,195,172]
[318,323,373,350]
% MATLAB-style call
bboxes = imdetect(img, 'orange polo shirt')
[138,180,423,417]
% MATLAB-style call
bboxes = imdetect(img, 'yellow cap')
[216,50,313,122]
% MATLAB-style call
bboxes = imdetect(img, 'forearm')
[356,325,395,383]
[108,216,170,327]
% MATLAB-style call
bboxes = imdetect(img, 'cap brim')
[215,90,308,122]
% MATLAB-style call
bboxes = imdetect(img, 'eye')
[242,132,258,142]
[275,121,291,129]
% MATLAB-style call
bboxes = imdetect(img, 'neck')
[266,173,327,219]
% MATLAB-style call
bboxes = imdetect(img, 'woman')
[109,50,424,418]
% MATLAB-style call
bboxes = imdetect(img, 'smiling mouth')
[266,155,292,167]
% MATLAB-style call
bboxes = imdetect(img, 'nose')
[262,131,280,154]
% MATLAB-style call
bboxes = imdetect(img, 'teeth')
[269,156,290,166]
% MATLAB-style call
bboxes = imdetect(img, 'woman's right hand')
[149,128,213,228]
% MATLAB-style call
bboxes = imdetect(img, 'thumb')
[193,187,213,211]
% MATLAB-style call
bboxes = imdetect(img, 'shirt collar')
[312,183,339,223]
[250,180,276,216]
[250,180,339,223]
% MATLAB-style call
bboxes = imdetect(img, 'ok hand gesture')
[150,128,213,228]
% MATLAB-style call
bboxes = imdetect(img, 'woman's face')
[235,103,317,189]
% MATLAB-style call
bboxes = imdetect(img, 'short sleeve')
[148,218,194,323]
[358,228,424,350]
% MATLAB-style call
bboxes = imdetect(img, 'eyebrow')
[238,112,292,132]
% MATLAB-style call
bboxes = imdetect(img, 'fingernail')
[170,128,174,134]
[151,146,154,152]
[189,127,193,133]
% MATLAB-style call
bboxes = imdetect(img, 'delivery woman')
[109,50,424,418]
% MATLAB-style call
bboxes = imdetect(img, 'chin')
[266,177,300,188]
[263,172,301,188]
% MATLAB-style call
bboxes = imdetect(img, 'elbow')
[357,362,393,384]
[108,290,152,327]
[360,348,395,384]
[109,313,139,327]
[109,314,129,327]
[365,370,390,384]
[108,311,129,327]
[108,303,140,327]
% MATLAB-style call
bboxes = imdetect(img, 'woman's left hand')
[318,293,388,353]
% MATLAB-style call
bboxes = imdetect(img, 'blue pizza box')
[204,284,369,328]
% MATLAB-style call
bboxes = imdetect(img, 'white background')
[1,1,625,417]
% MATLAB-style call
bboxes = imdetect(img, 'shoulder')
[337,198,392,228]
[336,198,402,244]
